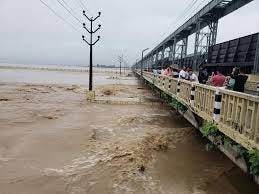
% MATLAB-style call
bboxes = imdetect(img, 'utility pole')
[82,10,101,91]
[124,61,128,75]
[118,55,123,76]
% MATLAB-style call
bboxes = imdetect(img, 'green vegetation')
[223,136,236,147]
[159,91,188,113]
[200,122,219,137]
[248,150,259,176]
[169,97,188,113]
[200,122,259,176]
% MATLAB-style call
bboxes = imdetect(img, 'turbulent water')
[0,68,258,194]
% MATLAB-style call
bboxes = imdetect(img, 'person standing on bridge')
[188,69,199,82]
[211,69,226,87]
[231,67,248,93]
[164,67,172,76]
[179,66,187,79]
[198,68,209,84]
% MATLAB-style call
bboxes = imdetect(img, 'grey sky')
[0,0,258,67]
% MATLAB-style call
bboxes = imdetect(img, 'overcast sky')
[0,0,259,67]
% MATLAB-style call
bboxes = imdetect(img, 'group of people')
[153,65,248,93]
[209,67,248,92]
[198,67,248,93]
[159,66,199,82]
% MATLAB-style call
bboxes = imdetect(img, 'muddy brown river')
[0,70,258,194]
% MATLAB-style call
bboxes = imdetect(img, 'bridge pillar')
[181,36,188,59]
[155,51,159,69]
[168,45,173,62]
[194,21,201,71]
[194,19,218,71]
[161,45,165,70]
[208,20,218,46]
[149,57,153,72]
[172,37,177,66]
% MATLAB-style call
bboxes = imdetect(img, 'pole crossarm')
[92,36,100,45]
[83,10,91,21]
[82,36,91,46]
[83,24,91,33]
[93,13,101,21]
[93,25,101,33]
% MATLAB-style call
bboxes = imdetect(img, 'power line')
[60,0,83,20]
[181,0,209,24]
[162,0,200,37]
[150,0,210,50]
[149,0,202,49]
[39,0,81,33]
[56,0,83,24]
[77,0,92,16]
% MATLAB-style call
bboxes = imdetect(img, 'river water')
[0,67,258,194]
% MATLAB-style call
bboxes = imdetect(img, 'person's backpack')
[227,78,235,89]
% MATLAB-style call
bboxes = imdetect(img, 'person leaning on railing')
[198,68,209,84]
[230,67,248,93]
[210,69,226,87]
[188,69,199,82]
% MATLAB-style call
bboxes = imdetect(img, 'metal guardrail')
[138,71,259,151]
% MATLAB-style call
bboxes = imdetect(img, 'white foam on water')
[0,157,13,162]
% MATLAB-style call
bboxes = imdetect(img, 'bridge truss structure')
[134,0,259,73]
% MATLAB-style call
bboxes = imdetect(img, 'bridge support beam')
[194,19,218,70]
[155,51,159,69]
[172,37,177,66]
[161,45,165,70]
[208,20,218,46]
[181,36,188,59]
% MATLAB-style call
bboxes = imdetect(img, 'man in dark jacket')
[231,68,248,93]
[198,68,209,84]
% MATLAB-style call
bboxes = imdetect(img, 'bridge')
[137,71,259,151]
[133,0,259,182]
[133,0,259,73]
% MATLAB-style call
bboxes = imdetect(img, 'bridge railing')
[139,71,259,151]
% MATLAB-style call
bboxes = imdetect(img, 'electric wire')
[56,0,83,24]
[77,0,92,16]
[149,0,203,49]
[39,0,81,33]
[181,0,209,25]
[160,0,200,39]
[60,0,83,21]
[149,0,211,51]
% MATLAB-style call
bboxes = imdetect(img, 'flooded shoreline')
[0,70,258,193]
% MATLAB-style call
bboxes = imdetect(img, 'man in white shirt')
[188,69,199,82]
[179,66,187,79]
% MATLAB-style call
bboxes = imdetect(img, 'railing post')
[177,81,181,97]
[190,83,195,106]
[213,88,222,122]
